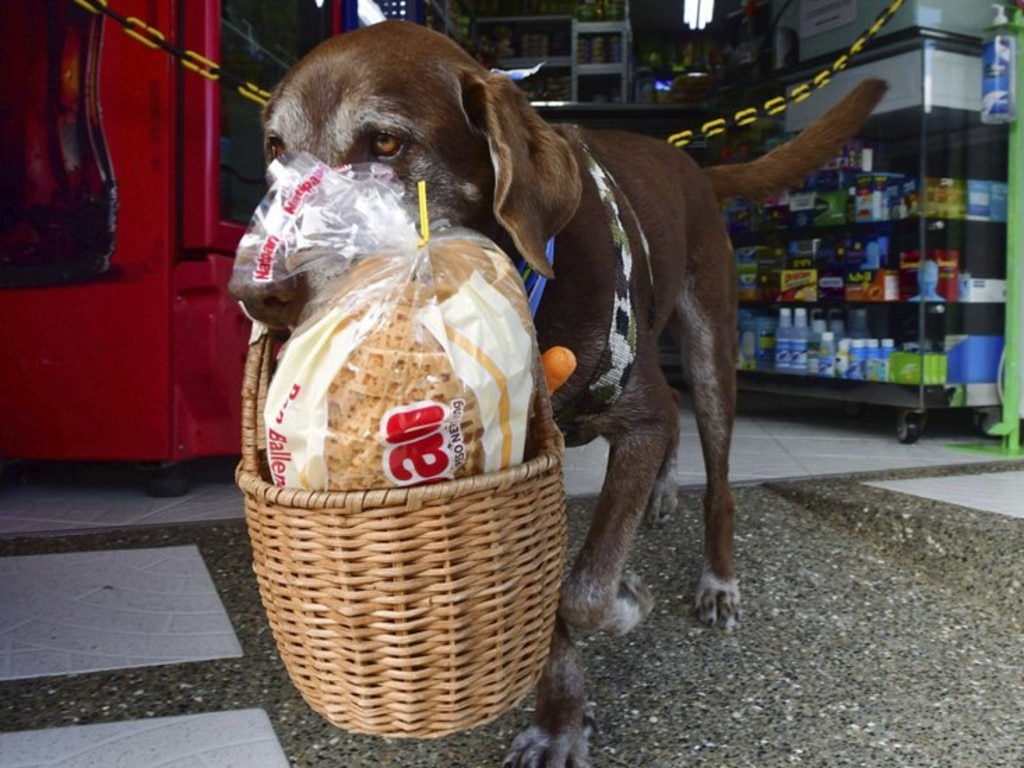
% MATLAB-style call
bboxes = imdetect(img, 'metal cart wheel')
[896,410,926,444]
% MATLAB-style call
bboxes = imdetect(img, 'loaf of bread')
[264,229,537,491]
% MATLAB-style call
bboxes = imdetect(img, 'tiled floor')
[0,709,288,768]
[0,546,241,681]
[1,393,1021,766]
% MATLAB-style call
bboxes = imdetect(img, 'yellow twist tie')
[417,180,430,248]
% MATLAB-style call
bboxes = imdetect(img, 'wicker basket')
[236,333,567,738]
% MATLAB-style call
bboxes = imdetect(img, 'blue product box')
[991,182,1008,222]
[724,198,757,234]
[945,335,1004,383]
[968,180,1009,222]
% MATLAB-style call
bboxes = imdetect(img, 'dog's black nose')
[227,269,304,329]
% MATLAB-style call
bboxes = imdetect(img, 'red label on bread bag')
[381,400,466,486]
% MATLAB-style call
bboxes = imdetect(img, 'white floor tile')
[0,546,242,680]
[0,485,243,536]
[0,709,288,768]
[865,471,1024,518]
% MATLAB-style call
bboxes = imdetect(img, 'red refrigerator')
[0,0,340,492]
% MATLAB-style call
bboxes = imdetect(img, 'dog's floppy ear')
[462,72,581,278]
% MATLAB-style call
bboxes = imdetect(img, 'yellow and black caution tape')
[70,0,271,105]
[72,0,906,135]
[667,0,907,148]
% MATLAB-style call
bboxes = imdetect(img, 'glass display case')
[715,34,1009,442]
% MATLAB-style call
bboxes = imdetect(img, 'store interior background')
[3,3,1024,767]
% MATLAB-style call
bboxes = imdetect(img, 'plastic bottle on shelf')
[791,307,810,374]
[879,338,895,382]
[981,3,1017,124]
[737,312,757,370]
[818,331,836,378]
[849,338,867,380]
[775,307,793,373]
[836,338,851,378]
[827,309,846,341]
[866,338,881,381]
[807,317,826,375]
[848,308,870,339]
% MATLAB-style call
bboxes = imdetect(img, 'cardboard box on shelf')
[844,268,899,302]
[960,277,1006,303]
[888,351,947,385]
[945,335,1004,384]
[779,269,818,302]
[966,180,1009,222]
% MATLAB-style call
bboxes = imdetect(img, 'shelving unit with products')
[716,34,1009,443]
[472,2,630,103]
[572,18,631,102]
[475,10,575,101]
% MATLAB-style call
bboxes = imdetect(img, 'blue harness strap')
[516,237,556,318]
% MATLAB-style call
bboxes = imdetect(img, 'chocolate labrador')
[229,20,886,768]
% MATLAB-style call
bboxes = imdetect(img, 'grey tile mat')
[0,709,288,768]
[2,476,1023,767]
[866,469,1024,519]
[0,546,242,681]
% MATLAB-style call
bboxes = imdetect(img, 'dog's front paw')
[559,571,654,635]
[695,569,741,630]
[502,713,594,768]
[602,570,654,635]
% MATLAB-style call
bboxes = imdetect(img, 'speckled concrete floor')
[3,457,1024,767]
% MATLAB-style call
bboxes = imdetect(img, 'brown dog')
[229,20,886,768]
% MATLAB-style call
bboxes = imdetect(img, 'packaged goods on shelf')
[853,172,906,222]
[844,267,899,302]
[945,335,1004,383]
[779,269,818,302]
[914,177,967,219]
[899,250,960,302]
[888,351,947,385]
[724,198,758,234]
[960,277,1006,303]
[735,246,760,301]
[966,180,1009,222]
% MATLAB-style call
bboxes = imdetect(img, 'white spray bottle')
[982,3,1017,124]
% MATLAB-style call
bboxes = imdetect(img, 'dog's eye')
[371,132,402,158]
[266,136,285,160]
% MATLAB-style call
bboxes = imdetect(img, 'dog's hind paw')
[695,569,741,631]
[643,475,675,528]
[643,483,678,526]
[502,723,592,768]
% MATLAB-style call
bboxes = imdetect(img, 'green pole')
[986,5,1023,451]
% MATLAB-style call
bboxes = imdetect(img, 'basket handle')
[239,330,273,476]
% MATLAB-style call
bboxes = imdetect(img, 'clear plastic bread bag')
[233,152,538,491]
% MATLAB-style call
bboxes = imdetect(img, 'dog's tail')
[704,78,888,203]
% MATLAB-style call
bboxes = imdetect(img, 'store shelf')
[720,35,1010,441]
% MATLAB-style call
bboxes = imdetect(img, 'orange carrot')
[541,346,577,395]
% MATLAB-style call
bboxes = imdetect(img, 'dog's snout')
[228,273,304,329]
